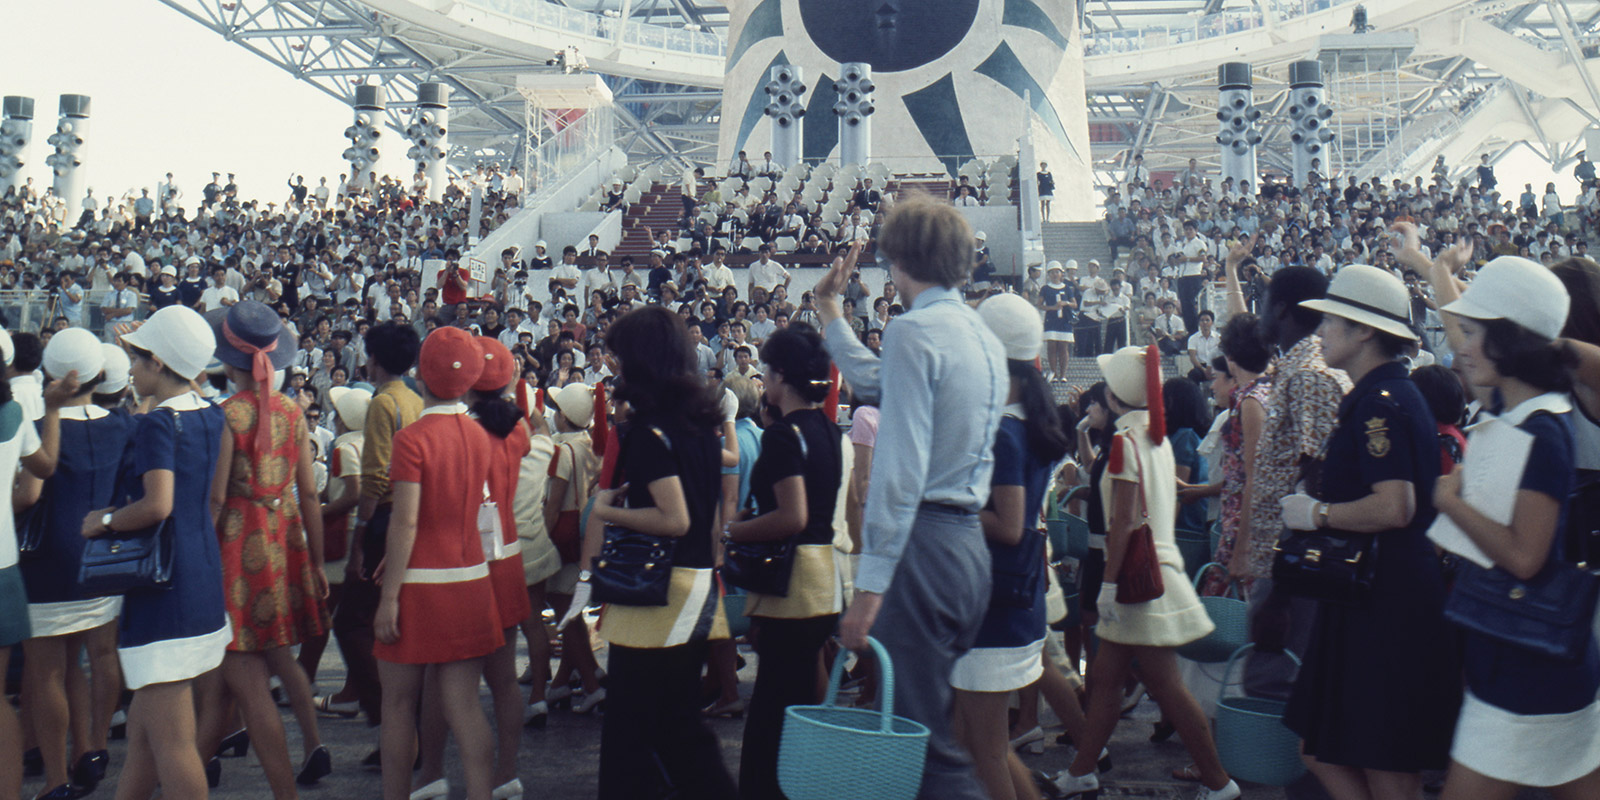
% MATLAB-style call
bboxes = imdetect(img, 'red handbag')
[1115,435,1165,604]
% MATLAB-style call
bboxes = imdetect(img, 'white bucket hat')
[978,293,1043,362]
[1442,256,1570,340]
[43,328,105,382]
[551,383,595,428]
[121,306,216,381]
[1097,345,1159,408]
[329,386,373,432]
[1299,264,1417,341]
[98,344,131,394]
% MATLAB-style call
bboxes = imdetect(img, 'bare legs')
[483,631,523,786]
[212,651,301,799]
[380,659,496,800]
[547,592,601,694]
[1442,761,1600,800]
[953,689,1041,800]
[0,648,21,800]
[113,680,209,800]
[520,582,551,708]
[1068,642,1229,791]
[265,646,324,761]
[1304,757,1424,800]
[21,624,121,791]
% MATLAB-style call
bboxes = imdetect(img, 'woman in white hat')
[1040,262,1077,383]
[1276,265,1461,798]
[85,305,227,799]
[1053,344,1239,800]
[1430,256,1600,798]
[950,294,1073,800]
[18,329,132,799]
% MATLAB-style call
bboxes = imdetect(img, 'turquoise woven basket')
[1175,563,1250,663]
[1214,644,1306,786]
[1174,528,1211,580]
[722,590,750,639]
[778,637,930,800]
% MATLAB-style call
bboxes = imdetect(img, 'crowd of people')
[0,146,1596,800]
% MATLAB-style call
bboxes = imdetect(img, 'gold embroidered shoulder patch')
[1365,417,1390,458]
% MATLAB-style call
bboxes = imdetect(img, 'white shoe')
[492,778,524,800]
[1120,681,1145,714]
[409,778,449,800]
[1009,726,1045,754]
[1051,769,1099,798]
[574,686,606,714]
[523,700,548,729]
[1192,780,1241,800]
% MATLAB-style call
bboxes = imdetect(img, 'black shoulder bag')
[78,408,183,598]
[721,424,804,597]
[1270,445,1379,607]
[590,426,678,607]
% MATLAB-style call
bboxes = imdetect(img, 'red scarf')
[221,319,278,453]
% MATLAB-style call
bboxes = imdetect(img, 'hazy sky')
[3,0,412,204]
[2,1,1579,205]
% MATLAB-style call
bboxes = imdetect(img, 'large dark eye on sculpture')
[800,0,981,73]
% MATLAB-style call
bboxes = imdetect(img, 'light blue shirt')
[824,285,1007,594]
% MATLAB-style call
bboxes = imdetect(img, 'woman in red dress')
[374,327,503,800]
[204,301,332,797]
[410,336,532,800]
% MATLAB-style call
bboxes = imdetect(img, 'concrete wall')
[539,211,621,256]
[957,204,1022,276]
[469,145,627,264]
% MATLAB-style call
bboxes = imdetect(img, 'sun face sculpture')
[721,0,1091,206]
[797,0,982,73]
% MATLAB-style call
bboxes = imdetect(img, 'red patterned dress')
[219,389,331,652]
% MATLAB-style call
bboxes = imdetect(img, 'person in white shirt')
[748,246,791,295]
[703,249,736,292]
[1186,310,1221,375]
[1176,220,1210,332]
[101,271,141,332]
[551,246,582,291]
[579,260,614,304]
[1151,299,1187,355]
[746,304,776,344]
[501,167,524,198]
[200,265,240,311]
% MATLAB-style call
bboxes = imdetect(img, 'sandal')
[315,695,360,718]
[1171,763,1203,782]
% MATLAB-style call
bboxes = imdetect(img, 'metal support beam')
[1510,84,1556,161]
[1547,0,1600,116]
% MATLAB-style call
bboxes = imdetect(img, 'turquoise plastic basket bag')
[1214,644,1306,786]
[1174,527,1211,580]
[1175,563,1250,663]
[778,636,931,800]
[722,588,750,639]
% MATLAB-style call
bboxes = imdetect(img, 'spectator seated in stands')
[852,178,881,213]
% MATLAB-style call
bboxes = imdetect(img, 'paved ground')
[20,630,1550,800]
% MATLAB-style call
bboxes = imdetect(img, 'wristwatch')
[1314,502,1331,529]
[577,569,592,583]
[101,512,114,533]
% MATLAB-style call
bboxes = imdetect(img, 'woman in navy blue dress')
[950,295,1072,800]
[20,329,135,798]
[82,306,228,800]
[1280,265,1460,798]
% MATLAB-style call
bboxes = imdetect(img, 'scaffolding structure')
[517,74,616,201]
[1315,32,1417,179]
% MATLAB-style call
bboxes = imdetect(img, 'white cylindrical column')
[1215,64,1260,190]
[764,65,807,169]
[1288,61,1333,187]
[343,85,386,193]
[406,82,450,203]
[44,95,89,220]
[833,63,874,167]
[0,96,34,197]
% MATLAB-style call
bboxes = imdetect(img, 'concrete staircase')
[1043,221,1113,268]
[616,183,685,261]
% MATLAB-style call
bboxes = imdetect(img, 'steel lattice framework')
[162,0,1600,182]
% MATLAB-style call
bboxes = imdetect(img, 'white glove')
[1279,493,1320,531]
[1096,582,1120,625]
[720,387,738,424]
[557,579,593,631]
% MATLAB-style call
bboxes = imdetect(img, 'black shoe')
[36,784,91,800]
[297,746,332,786]
[24,747,43,777]
[205,756,222,789]
[71,749,110,789]
[217,728,250,758]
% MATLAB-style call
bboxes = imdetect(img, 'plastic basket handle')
[1191,562,1243,597]
[824,635,896,734]
[1215,643,1301,708]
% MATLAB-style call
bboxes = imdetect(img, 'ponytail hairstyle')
[1008,359,1069,462]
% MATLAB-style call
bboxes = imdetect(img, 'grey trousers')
[870,505,992,800]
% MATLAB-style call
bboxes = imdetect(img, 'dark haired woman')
[1278,266,1459,800]
[1433,257,1600,798]
[1162,378,1212,537]
[951,295,1070,800]
[729,323,843,800]
[88,306,229,799]
[1547,257,1600,565]
[562,305,736,800]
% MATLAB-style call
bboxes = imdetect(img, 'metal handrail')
[464,0,725,57]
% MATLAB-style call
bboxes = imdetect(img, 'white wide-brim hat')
[121,306,217,381]
[1442,255,1570,340]
[43,328,106,382]
[551,383,595,428]
[1098,345,1158,408]
[1299,264,1417,341]
[978,293,1043,362]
